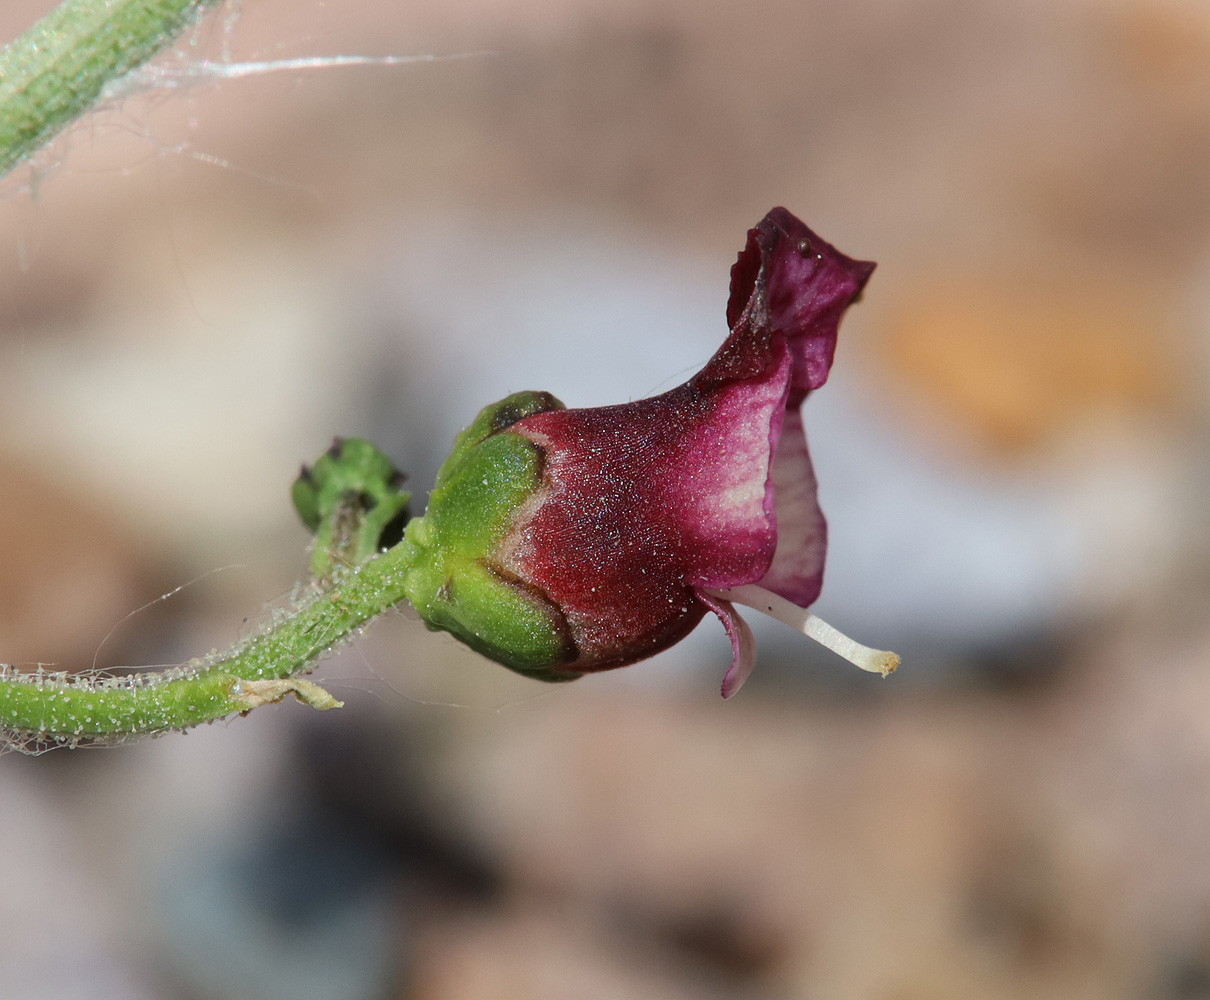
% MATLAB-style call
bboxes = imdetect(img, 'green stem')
[0,537,420,746]
[0,0,218,178]
[0,435,413,750]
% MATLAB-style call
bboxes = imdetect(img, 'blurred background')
[2,0,1210,996]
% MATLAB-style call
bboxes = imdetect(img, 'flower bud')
[401,208,895,696]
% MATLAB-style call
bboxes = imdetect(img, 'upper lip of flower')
[495,207,878,696]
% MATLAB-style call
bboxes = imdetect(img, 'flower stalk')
[0,439,415,750]
[0,0,218,178]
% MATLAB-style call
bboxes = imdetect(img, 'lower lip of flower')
[704,585,900,677]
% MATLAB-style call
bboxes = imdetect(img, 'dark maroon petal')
[504,352,789,671]
[502,392,713,671]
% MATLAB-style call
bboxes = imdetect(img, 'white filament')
[707,585,900,676]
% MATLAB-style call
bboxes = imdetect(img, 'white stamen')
[707,585,900,677]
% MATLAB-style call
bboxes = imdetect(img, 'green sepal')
[402,392,580,680]
[432,390,564,492]
[413,558,579,682]
[293,437,411,578]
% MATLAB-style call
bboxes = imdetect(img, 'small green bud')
[402,392,581,682]
[293,437,411,578]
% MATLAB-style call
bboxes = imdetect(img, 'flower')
[402,207,898,696]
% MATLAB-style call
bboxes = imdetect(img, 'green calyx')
[293,437,411,579]
[402,391,581,682]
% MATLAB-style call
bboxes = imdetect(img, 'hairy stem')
[208,536,418,686]
[0,0,218,178]
[1,439,416,749]
[0,537,419,746]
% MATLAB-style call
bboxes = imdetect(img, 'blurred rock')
[414,612,1210,999]
[0,452,161,669]
[0,221,371,573]
[153,808,402,1000]
[0,764,159,1000]
[874,275,1180,454]
[411,904,739,1000]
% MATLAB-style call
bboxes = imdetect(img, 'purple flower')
[403,208,899,696]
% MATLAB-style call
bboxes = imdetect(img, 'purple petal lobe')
[757,408,827,606]
[678,342,791,592]
[698,590,757,699]
[724,207,875,404]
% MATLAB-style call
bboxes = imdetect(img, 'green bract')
[401,391,580,681]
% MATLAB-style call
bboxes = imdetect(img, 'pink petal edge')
[758,408,827,607]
